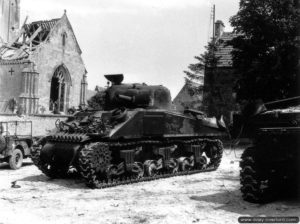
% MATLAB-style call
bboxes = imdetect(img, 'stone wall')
[0,114,69,136]
[173,83,203,112]
[0,14,87,115]
[30,14,86,114]
[0,62,29,112]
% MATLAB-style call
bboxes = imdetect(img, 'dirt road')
[0,148,299,224]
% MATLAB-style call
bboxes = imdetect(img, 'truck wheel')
[240,147,276,203]
[9,149,23,170]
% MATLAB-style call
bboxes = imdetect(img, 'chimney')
[214,20,225,39]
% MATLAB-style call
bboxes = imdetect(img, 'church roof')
[215,32,240,67]
[23,18,60,46]
[0,18,60,62]
[24,19,59,33]
[0,44,30,61]
[0,13,82,62]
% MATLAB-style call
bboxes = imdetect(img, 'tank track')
[240,147,276,203]
[78,138,223,189]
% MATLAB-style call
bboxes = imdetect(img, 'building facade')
[173,80,203,112]
[203,20,240,124]
[0,6,87,114]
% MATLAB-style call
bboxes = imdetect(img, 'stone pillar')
[80,73,88,107]
[57,81,61,112]
[0,0,20,43]
[33,70,39,114]
[19,63,39,114]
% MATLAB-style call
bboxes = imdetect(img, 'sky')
[20,0,239,99]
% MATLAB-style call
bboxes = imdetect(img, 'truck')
[0,121,33,169]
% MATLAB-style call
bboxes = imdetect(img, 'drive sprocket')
[78,142,112,187]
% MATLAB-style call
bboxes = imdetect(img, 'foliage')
[184,41,220,95]
[184,40,235,119]
[229,0,300,102]
[87,91,106,110]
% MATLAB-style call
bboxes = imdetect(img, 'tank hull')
[32,108,227,188]
[32,75,227,188]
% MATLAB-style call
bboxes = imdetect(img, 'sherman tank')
[233,96,300,203]
[32,74,227,188]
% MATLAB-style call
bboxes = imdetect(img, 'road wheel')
[144,160,158,177]
[9,149,23,169]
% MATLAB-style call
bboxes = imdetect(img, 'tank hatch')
[105,74,124,85]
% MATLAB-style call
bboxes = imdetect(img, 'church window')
[62,32,67,47]
[49,65,71,113]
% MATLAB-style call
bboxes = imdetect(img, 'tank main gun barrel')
[118,94,134,102]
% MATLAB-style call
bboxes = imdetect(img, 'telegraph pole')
[212,4,215,41]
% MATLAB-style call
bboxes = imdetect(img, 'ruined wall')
[30,15,86,114]
[0,61,28,112]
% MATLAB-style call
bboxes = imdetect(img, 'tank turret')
[104,74,172,110]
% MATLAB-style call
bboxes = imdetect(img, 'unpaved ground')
[0,148,299,224]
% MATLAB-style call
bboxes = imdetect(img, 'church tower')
[0,0,20,43]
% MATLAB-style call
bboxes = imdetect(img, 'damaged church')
[0,0,88,115]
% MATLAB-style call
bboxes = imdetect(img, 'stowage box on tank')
[32,74,227,188]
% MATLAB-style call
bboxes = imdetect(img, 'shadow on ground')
[190,190,300,216]
[17,173,87,189]
[190,166,300,216]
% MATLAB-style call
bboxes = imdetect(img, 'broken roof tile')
[0,18,60,62]
[24,19,60,34]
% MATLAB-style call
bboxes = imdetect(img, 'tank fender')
[40,142,81,168]
[16,141,31,156]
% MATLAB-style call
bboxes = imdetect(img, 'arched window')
[49,65,71,113]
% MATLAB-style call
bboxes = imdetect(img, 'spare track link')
[78,138,223,189]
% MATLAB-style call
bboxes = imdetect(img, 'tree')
[184,40,234,120]
[229,0,300,102]
[184,40,220,114]
[184,40,219,95]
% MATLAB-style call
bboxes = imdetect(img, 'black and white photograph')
[0,0,299,223]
